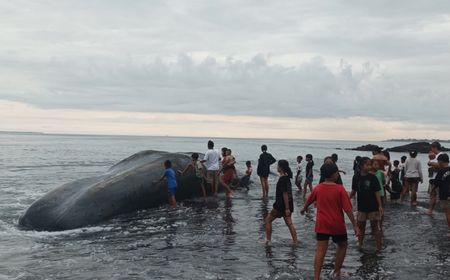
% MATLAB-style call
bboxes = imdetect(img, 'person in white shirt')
[295,156,304,191]
[401,151,423,205]
[201,140,220,195]
[427,142,444,215]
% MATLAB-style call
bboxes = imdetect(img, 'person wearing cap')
[301,162,359,280]
[434,153,450,229]
[427,141,444,215]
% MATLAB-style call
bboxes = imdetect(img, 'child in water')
[303,154,314,199]
[236,161,253,190]
[157,160,178,206]
[295,156,304,191]
[301,162,359,280]
[265,160,298,245]
[351,157,383,253]
[388,160,403,203]
[178,153,207,199]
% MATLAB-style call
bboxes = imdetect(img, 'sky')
[1,0,450,140]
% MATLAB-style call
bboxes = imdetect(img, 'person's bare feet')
[425,210,433,216]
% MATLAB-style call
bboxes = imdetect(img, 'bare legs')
[283,215,298,244]
[427,186,437,215]
[265,213,297,244]
[357,220,382,252]
[411,182,418,205]
[313,240,348,280]
[260,176,269,198]
[314,240,328,280]
[401,180,418,205]
[219,177,234,197]
[168,195,176,207]
[303,180,313,199]
[400,181,411,203]
[265,213,276,243]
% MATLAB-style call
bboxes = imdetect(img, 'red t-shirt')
[305,183,352,235]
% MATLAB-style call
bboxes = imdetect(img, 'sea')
[0,132,448,279]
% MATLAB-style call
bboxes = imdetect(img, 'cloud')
[0,0,449,136]
[1,53,449,123]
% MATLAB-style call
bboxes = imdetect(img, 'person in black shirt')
[435,153,450,229]
[319,156,344,185]
[388,160,402,202]
[265,160,298,245]
[257,145,276,198]
[353,156,362,175]
[303,154,315,199]
[350,157,383,252]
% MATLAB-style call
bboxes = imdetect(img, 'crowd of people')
[157,140,450,280]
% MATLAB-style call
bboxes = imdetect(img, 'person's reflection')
[164,208,179,249]
[259,197,269,235]
[285,244,298,268]
[223,198,236,248]
[355,252,382,279]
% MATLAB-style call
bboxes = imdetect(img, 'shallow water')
[0,132,448,279]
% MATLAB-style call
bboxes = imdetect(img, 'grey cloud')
[1,54,449,123]
[0,0,449,124]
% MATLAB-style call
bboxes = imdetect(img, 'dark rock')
[386,142,450,153]
[346,144,383,152]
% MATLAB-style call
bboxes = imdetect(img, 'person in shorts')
[178,153,207,198]
[265,160,298,245]
[301,162,359,280]
[435,153,450,229]
[302,154,314,199]
[401,151,423,205]
[257,145,276,198]
[218,149,235,197]
[156,160,178,207]
[201,140,220,195]
[350,157,383,252]
[427,142,443,215]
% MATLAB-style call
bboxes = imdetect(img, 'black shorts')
[316,233,348,243]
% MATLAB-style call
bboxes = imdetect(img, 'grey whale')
[19,150,206,231]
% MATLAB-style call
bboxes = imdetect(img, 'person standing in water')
[236,161,253,190]
[265,160,298,245]
[435,153,450,229]
[201,140,221,196]
[388,160,403,203]
[295,156,304,191]
[156,160,178,207]
[301,162,359,280]
[320,156,344,185]
[257,145,276,198]
[427,142,443,215]
[350,157,383,252]
[218,149,235,197]
[178,153,207,199]
[401,151,423,205]
[303,154,315,199]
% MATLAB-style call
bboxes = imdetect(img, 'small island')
[347,142,450,154]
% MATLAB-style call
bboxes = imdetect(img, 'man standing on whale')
[202,140,221,196]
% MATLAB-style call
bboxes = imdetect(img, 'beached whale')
[18,150,208,231]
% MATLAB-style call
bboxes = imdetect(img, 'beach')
[0,132,449,279]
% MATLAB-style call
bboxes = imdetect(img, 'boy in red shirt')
[301,163,360,280]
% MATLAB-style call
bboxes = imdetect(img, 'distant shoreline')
[384,139,450,143]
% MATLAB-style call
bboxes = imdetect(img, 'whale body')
[19,150,205,231]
